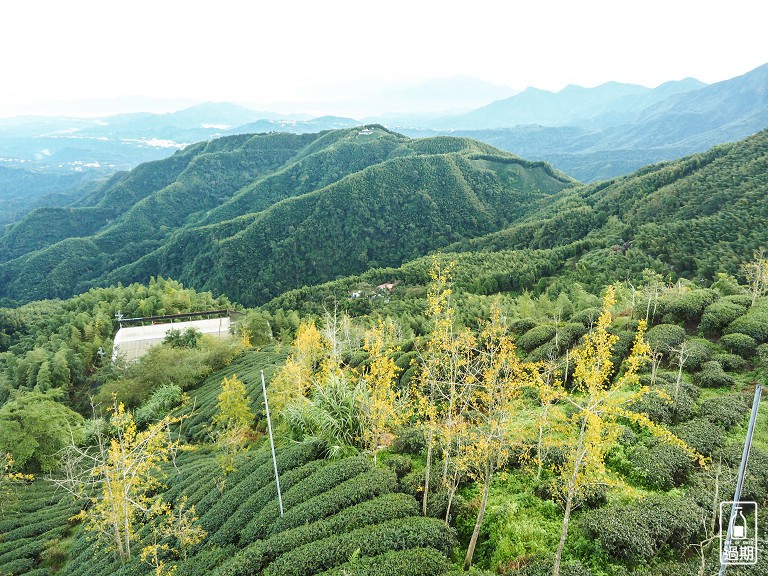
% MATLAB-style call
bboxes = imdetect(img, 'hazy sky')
[2,0,766,117]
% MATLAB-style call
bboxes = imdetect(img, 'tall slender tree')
[551,286,702,576]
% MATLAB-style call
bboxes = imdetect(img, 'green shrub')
[135,383,183,424]
[216,493,420,576]
[716,444,768,503]
[570,307,602,327]
[756,343,768,368]
[262,517,456,576]
[383,454,413,479]
[580,494,700,562]
[316,547,450,576]
[645,324,685,354]
[514,558,594,576]
[241,456,372,541]
[526,342,557,362]
[177,545,238,576]
[628,382,698,424]
[700,299,748,336]
[673,418,724,457]
[510,318,538,335]
[718,333,757,358]
[391,427,426,455]
[394,351,417,371]
[700,394,750,429]
[725,301,768,342]
[658,289,718,323]
[625,438,694,490]
[697,361,734,388]
[517,325,557,352]
[210,459,325,546]
[164,327,203,348]
[684,338,713,370]
[201,444,323,537]
[267,468,398,536]
[712,352,747,371]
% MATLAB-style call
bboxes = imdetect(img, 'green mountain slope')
[0,127,574,305]
[265,129,768,314]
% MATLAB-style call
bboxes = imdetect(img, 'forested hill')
[0,126,574,305]
[265,129,768,315]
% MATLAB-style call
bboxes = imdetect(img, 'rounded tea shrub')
[645,324,685,355]
[700,299,748,337]
[700,394,750,429]
[673,417,724,457]
[580,494,700,562]
[711,352,746,371]
[517,324,557,352]
[697,360,734,388]
[725,301,768,342]
[718,332,757,358]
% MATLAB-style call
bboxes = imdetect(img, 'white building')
[112,317,232,362]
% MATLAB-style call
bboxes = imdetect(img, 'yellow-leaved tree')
[0,452,34,518]
[52,400,183,563]
[414,259,478,517]
[269,321,328,413]
[550,286,703,576]
[462,303,542,570]
[360,319,408,465]
[212,374,255,479]
[743,248,768,305]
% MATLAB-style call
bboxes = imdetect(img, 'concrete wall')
[112,317,232,362]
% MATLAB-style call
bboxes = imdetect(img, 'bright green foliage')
[164,327,203,348]
[136,384,184,424]
[315,547,450,576]
[725,298,768,342]
[697,360,734,388]
[213,375,253,431]
[700,298,749,336]
[645,323,685,355]
[262,517,456,576]
[719,332,757,358]
[580,494,701,562]
[0,388,84,471]
[657,288,718,323]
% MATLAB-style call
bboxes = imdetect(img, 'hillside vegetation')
[1,127,767,576]
[0,126,573,305]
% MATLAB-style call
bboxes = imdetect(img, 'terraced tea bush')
[673,417,724,457]
[697,360,734,388]
[625,438,695,490]
[241,456,372,541]
[700,394,750,429]
[700,299,749,336]
[725,300,768,343]
[210,459,325,546]
[580,495,700,562]
[316,547,450,576]
[711,352,747,371]
[216,493,418,576]
[658,289,717,323]
[718,332,757,358]
[266,467,398,536]
[645,323,685,355]
[262,517,456,576]
[517,324,556,352]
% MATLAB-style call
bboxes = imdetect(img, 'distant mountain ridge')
[0,126,574,305]
[426,78,706,130]
[400,63,768,181]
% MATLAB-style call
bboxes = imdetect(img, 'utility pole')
[719,382,762,575]
[261,370,283,516]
